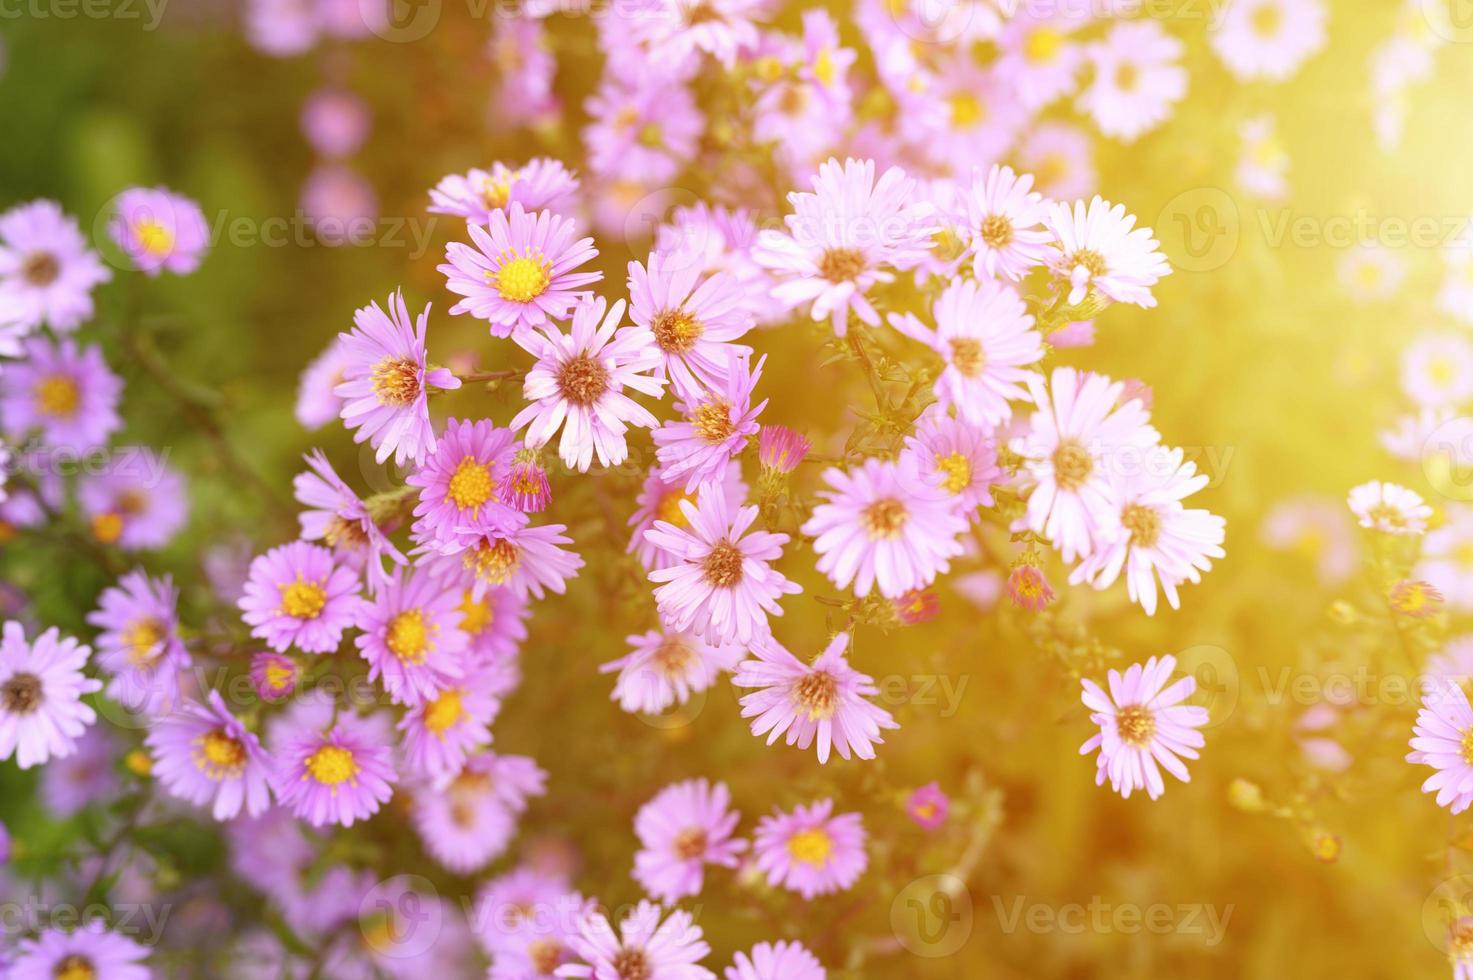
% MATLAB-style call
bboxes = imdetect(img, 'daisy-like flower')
[1390,579,1444,619]
[354,567,469,705]
[1209,0,1327,83]
[995,7,1086,110]
[633,778,747,902]
[646,483,801,645]
[1,336,122,450]
[269,698,397,827]
[86,570,190,715]
[40,727,116,817]
[0,199,111,334]
[428,158,579,225]
[295,449,407,585]
[456,583,529,666]
[8,920,151,980]
[802,456,968,599]
[239,541,362,653]
[1070,446,1227,615]
[1401,333,1473,409]
[1045,197,1171,308]
[560,900,714,980]
[1408,679,1473,813]
[630,458,748,573]
[295,334,353,430]
[733,633,898,764]
[754,157,936,336]
[407,417,522,551]
[900,407,1002,516]
[896,56,1027,176]
[725,941,826,980]
[907,782,949,831]
[475,865,584,960]
[77,447,188,550]
[144,689,271,820]
[1347,480,1432,535]
[1019,121,1097,202]
[422,521,584,601]
[583,63,703,185]
[398,664,501,784]
[1006,562,1056,611]
[440,203,601,337]
[500,448,553,513]
[652,353,766,492]
[0,622,100,769]
[1339,241,1408,304]
[627,0,762,68]
[1079,654,1208,800]
[889,277,1044,429]
[335,289,461,467]
[757,425,811,475]
[511,296,666,472]
[627,248,754,394]
[1077,20,1187,142]
[108,185,210,276]
[961,165,1052,281]
[600,628,742,716]
[411,764,518,876]
[249,651,299,701]
[1236,114,1290,201]
[752,799,867,899]
[1012,367,1161,562]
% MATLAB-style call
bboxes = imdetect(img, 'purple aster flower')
[500,448,553,513]
[269,696,397,827]
[511,296,666,473]
[109,185,211,277]
[724,941,825,980]
[583,66,703,185]
[77,446,188,550]
[652,352,766,492]
[419,521,583,601]
[906,782,949,831]
[410,767,517,876]
[633,778,747,903]
[899,407,1002,517]
[645,483,801,646]
[295,449,407,587]
[456,583,529,666]
[627,248,754,395]
[627,463,746,572]
[600,628,742,716]
[408,417,522,551]
[249,651,299,701]
[354,566,468,706]
[752,798,867,899]
[86,569,190,715]
[145,689,272,820]
[295,334,352,430]
[397,664,502,784]
[439,203,601,338]
[961,165,1052,281]
[626,0,762,68]
[1,336,122,450]
[239,541,362,653]
[1410,679,1473,813]
[428,158,579,224]
[0,622,100,770]
[1079,654,1208,800]
[40,726,116,816]
[0,199,111,334]
[801,456,968,599]
[733,633,898,764]
[334,288,461,467]
[757,424,810,475]
[8,920,150,980]
[561,900,714,980]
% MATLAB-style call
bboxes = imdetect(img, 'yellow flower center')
[465,538,520,586]
[479,171,516,211]
[385,609,431,663]
[447,456,496,512]
[264,660,297,691]
[557,353,610,406]
[424,689,464,735]
[134,218,175,257]
[371,356,421,408]
[692,400,734,443]
[1121,503,1162,549]
[493,254,552,303]
[702,540,745,587]
[35,374,80,418]
[195,728,246,778]
[279,578,327,620]
[21,250,59,286]
[862,498,908,539]
[812,46,836,86]
[936,452,972,495]
[818,247,866,283]
[652,308,704,354]
[1251,1,1281,37]
[653,636,693,676]
[458,589,493,636]
[1025,27,1064,64]
[795,670,839,721]
[1052,439,1094,492]
[53,955,97,980]
[787,827,834,867]
[948,338,985,377]
[674,827,708,860]
[305,744,357,786]
[1115,704,1156,748]
[979,214,1012,249]
[91,512,124,544]
[949,92,985,129]
[122,617,166,668]
[1115,62,1139,92]
[656,489,696,526]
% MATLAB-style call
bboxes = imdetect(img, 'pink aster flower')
[86,570,190,715]
[144,689,272,820]
[900,407,1002,516]
[995,8,1087,111]
[354,566,469,706]
[295,449,407,586]
[500,448,553,514]
[239,541,362,653]
[896,56,1026,176]
[600,628,743,716]
[733,632,898,764]
[428,158,579,225]
[269,697,397,827]
[0,621,101,769]
[1045,197,1171,308]
[407,417,522,551]
[335,289,461,467]
[757,425,810,475]
[455,583,529,666]
[249,651,299,701]
[109,185,210,276]
[1006,562,1055,611]
[301,87,370,159]
[40,726,116,817]
[9,920,151,980]
[583,66,703,184]
[511,296,666,472]
[1079,654,1208,800]
[645,482,801,646]
[889,277,1044,429]
[906,782,949,831]
[752,798,867,899]
[633,778,747,903]
[398,664,502,784]
[421,521,584,601]
[652,353,766,492]
[627,248,755,394]
[725,941,825,980]
[962,165,1052,281]
[1408,679,1473,813]
[560,900,714,980]
[1348,480,1431,535]
[1018,121,1097,202]
[475,865,586,963]
[440,203,601,338]
[0,199,111,334]
[627,0,762,68]
[1209,0,1327,83]
[1,336,122,450]
[802,456,968,599]
[1012,367,1161,563]
[411,766,517,876]
[754,157,936,336]
[77,446,188,550]
[295,334,353,430]
[1077,21,1187,143]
